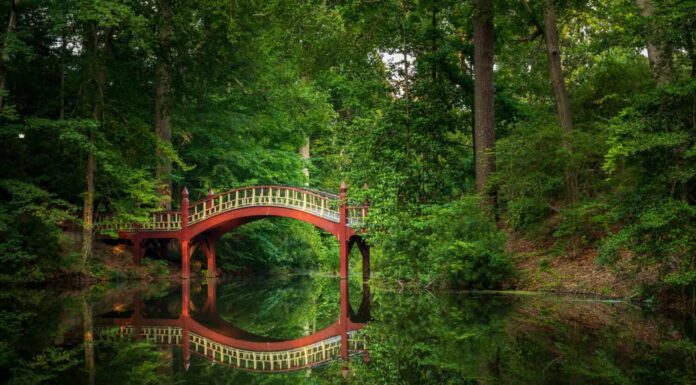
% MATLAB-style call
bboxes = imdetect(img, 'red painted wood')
[184,206,353,241]
[181,240,190,279]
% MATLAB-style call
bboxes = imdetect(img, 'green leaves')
[374,197,512,288]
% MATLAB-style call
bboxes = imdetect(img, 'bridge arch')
[96,184,369,279]
[185,206,355,241]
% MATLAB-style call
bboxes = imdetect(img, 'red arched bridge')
[95,183,369,279]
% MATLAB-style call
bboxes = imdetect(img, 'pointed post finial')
[181,186,189,230]
[340,181,347,193]
[206,188,214,210]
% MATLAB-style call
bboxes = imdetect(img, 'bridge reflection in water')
[95,278,370,373]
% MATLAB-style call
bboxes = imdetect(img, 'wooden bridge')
[96,183,369,279]
[95,279,369,372]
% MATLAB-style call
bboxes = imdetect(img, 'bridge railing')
[94,211,182,232]
[95,185,367,232]
[346,206,368,227]
[188,186,342,225]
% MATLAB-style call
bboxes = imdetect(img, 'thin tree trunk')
[543,2,577,203]
[155,0,173,209]
[635,0,673,85]
[81,21,105,273]
[0,0,21,111]
[473,0,495,195]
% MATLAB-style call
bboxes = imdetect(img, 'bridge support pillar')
[340,238,348,279]
[339,182,348,279]
[181,239,190,279]
[200,237,218,277]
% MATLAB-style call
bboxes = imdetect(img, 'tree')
[543,0,577,202]
[0,0,20,111]
[473,0,495,195]
[154,0,173,208]
[80,20,108,272]
[635,0,673,85]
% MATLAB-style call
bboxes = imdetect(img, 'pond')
[1,275,694,384]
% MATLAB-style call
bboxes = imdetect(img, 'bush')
[376,197,513,288]
[0,180,75,283]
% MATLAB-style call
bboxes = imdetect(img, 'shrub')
[376,197,513,288]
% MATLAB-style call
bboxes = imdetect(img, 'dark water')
[1,275,694,385]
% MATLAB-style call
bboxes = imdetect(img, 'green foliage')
[0,180,76,282]
[376,197,512,288]
[215,218,337,273]
[599,81,695,290]
[8,348,78,385]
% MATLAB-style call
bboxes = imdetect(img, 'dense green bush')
[375,197,512,288]
[599,81,696,292]
[0,180,75,283]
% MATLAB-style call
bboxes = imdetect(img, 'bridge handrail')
[187,186,343,225]
[95,185,367,232]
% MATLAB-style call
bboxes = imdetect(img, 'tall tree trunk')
[635,0,673,85]
[81,21,105,273]
[543,1,577,203]
[473,0,495,195]
[155,0,173,209]
[0,0,20,111]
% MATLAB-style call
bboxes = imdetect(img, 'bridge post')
[181,187,189,230]
[181,240,190,279]
[339,182,348,279]
[180,187,190,279]
[206,188,214,212]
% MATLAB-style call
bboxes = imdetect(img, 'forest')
[0,0,694,307]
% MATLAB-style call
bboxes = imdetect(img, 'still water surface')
[1,275,694,384]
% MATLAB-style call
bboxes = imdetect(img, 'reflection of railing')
[94,185,367,232]
[94,325,366,372]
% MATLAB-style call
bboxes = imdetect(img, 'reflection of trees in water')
[2,284,694,385]
[211,276,344,340]
[351,293,696,385]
